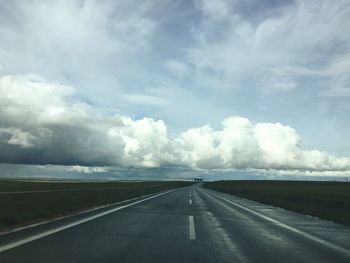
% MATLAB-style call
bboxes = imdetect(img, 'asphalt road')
[1,184,350,263]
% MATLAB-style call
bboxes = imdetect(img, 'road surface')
[1,185,350,262]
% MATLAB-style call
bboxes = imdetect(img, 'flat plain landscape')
[203,180,350,226]
[1,184,350,262]
[0,180,191,231]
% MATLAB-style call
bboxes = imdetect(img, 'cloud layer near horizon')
[1,74,350,172]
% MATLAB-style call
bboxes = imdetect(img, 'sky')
[0,0,350,180]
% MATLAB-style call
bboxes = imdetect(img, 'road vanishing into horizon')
[1,184,350,263]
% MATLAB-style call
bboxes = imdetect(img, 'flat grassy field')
[0,180,191,231]
[203,180,350,226]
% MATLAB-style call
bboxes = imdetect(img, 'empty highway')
[1,185,350,263]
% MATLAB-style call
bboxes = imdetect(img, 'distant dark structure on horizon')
[194,178,203,182]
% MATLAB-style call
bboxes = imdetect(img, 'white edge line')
[206,190,350,257]
[0,190,168,236]
[189,215,196,240]
[0,189,174,253]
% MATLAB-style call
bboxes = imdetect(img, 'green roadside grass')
[203,180,350,226]
[0,180,192,231]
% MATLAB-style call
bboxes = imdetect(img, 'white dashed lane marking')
[189,215,196,240]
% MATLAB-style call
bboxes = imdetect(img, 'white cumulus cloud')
[0,127,36,148]
[0,74,350,173]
